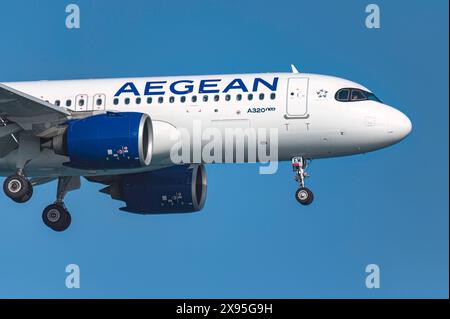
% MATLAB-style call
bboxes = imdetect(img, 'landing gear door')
[286,77,309,118]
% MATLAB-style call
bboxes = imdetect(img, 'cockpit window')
[335,88,382,103]
[366,92,382,102]
[337,89,350,101]
[351,89,366,101]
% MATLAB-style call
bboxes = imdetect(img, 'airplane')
[0,65,412,232]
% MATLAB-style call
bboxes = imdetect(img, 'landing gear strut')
[3,171,33,203]
[292,157,314,205]
[3,133,40,203]
[42,176,80,232]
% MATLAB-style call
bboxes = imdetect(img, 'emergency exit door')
[286,77,309,117]
[92,94,106,111]
[75,94,88,112]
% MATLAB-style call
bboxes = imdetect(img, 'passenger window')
[113,98,119,105]
[192,95,197,103]
[236,94,242,101]
[270,93,276,100]
[180,96,186,103]
[351,89,366,101]
[79,99,85,107]
[96,98,102,106]
[225,94,231,101]
[336,89,350,102]
[259,93,264,100]
[136,97,141,104]
[169,96,175,103]
[248,94,253,101]
[158,97,164,103]
[147,97,152,104]
[124,98,130,105]
[203,95,208,102]
[214,95,220,102]
[55,100,61,106]
[66,100,72,107]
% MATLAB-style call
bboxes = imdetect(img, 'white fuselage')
[0,72,412,177]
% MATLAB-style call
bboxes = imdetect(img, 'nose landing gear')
[292,157,314,205]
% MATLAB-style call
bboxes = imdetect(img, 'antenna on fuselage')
[290,64,300,74]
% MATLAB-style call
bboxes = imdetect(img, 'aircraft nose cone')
[389,109,412,141]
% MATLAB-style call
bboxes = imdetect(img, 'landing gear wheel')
[3,175,32,202]
[42,204,71,232]
[295,187,314,205]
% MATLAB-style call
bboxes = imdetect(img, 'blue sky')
[0,0,448,298]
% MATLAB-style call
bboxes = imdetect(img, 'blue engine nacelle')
[94,165,207,214]
[54,112,153,170]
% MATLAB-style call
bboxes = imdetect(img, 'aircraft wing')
[0,83,71,138]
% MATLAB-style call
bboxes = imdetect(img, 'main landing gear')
[2,133,79,232]
[42,176,80,232]
[3,173,80,232]
[292,156,314,205]
[42,204,71,232]
[3,134,38,203]
[3,171,33,203]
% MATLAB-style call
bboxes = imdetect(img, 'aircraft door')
[75,94,88,112]
[92,94,106,111]
[286,77,309,117]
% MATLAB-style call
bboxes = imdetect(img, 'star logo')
[317,89,328,98]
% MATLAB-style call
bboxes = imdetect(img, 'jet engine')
[53,112,153,170]
[89,164,207,214]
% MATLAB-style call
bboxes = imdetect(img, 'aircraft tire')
[42,204,72,232]
[295,187,314,205]
[11,184,33,203]
[3,175,31,202]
